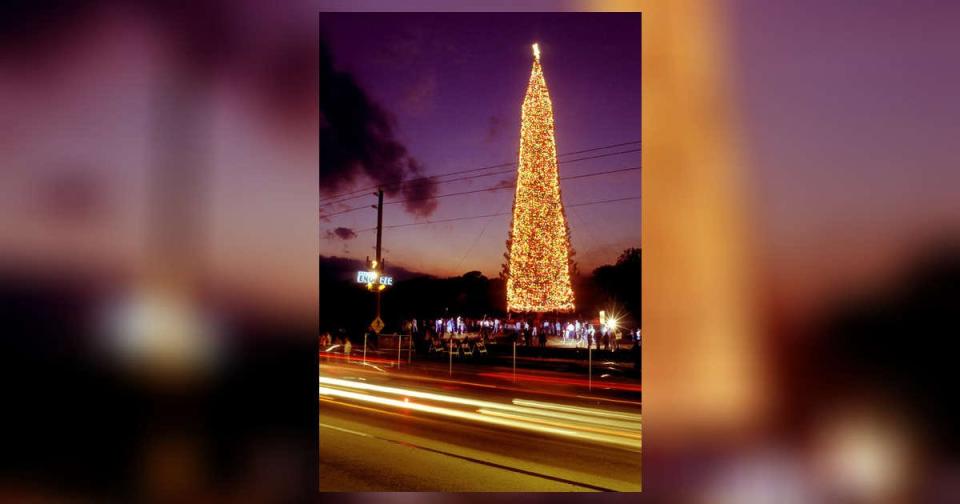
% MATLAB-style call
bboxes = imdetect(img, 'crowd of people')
[318,331,351,350]
[320,314,641,358]
[410,315,640,352]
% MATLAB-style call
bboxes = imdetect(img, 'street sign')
[370,317,385,334]
[356,271,393,286]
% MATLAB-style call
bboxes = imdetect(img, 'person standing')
[632,329,641,371]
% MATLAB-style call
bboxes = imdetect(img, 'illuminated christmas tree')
[504,43,576,313]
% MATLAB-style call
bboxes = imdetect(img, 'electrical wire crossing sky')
[318,14,642,278]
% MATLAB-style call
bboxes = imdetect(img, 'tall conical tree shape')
[506,44,576,313]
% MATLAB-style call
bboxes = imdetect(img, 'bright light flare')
[532,42,540,60]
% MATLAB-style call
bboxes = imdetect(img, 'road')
[319,357,641,491]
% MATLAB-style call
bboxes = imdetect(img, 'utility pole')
[375,188,384,322]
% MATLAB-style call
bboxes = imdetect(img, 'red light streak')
[478,372,642,392]
[320,359,641,406]
[318,351,396,365]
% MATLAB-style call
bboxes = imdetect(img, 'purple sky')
[4,3,955,317]
[319,13,642,278]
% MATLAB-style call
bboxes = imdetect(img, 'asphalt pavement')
[319,358,641,491]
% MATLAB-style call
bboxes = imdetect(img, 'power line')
[568,196,642,209]
[384,165,640,206]
[322,165,640,218]
[318,204,376,219]
[319,166,518,209]
[561,165,641,182]
[320,146,641,208]
[569,201,627,262]
[353,195,640,232]
[318,140,640,205]
[453,193,509,272]
[320,139,639,202]
[370,211,508,231]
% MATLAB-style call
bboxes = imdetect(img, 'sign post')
[397,334,402,367]
[363,333,367,365]
[589,344,593,392]
[449,338,453,376]
[357,189,389,348]
[356,271,393,286]
[513,341,517,383]
[375,188,383,323]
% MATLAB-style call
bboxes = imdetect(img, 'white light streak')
[318,377,641,448]
[512,399,643,422]
[318,385,640,450]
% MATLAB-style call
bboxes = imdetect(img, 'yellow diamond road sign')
[370,317,384,334]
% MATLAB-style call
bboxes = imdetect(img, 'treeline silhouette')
[320,248,641,335]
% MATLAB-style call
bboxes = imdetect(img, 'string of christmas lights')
[505,43,576,313]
